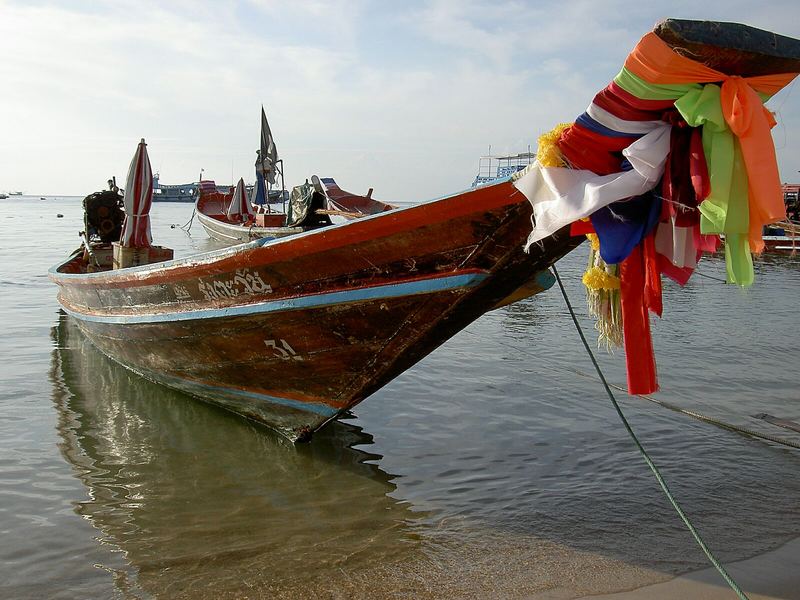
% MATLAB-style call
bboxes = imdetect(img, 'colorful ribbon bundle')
[514,31,797,395]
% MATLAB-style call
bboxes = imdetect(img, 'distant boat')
[471,152,535,188]
[762,185,800,253]
[9,191,23,196]
[152,174,197,202]
[0,193,7,199]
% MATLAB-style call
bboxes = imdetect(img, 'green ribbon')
[615,67,699,100]
[675,85,753,285]
[614,68,755,285]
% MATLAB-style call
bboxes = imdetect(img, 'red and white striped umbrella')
[121,138,153,247]
[226,177,254,222]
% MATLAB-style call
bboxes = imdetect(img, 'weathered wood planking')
[655,19,800,75]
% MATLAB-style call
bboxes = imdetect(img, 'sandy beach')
[562,537,800,600]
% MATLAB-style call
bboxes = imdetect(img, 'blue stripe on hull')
[155,372,339,418]
[62,272,488,325]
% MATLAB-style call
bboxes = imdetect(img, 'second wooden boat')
[195,186,305,243]
[195,177,394,243]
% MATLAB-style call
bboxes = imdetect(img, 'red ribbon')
[620,240,660,395]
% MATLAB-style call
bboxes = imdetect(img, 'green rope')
[551,264,749,600]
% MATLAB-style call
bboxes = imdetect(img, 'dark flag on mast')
[256,106,278,185]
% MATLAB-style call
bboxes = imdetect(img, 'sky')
[1,0,800,202]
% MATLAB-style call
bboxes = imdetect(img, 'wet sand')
[551,537,800,600]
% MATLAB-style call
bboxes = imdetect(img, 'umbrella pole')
[278,159,286,215]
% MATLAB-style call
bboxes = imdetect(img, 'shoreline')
[569,536,800,600]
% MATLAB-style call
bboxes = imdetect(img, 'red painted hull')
[51,180,581,441]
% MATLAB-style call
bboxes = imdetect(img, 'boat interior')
[60,189,175,275]
[199,192,288,227]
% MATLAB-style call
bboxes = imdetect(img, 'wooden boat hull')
[762,221,800,253]
[195,193,303,243]
[762,236,800,254]
[51,179,580,441]
[196,177,395,242]
[196,208,303,242]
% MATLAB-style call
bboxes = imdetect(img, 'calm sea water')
[1,196,799,599]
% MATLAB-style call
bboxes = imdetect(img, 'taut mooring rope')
[175,207,196,233]
[466,328,800,451]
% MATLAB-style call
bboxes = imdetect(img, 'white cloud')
[1,0,799,200]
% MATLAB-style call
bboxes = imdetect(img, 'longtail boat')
[52,175,575,441]
[50,19,800,441]
[196,105,395,245]
[196,177,394,244]
[316,177,395,218]
[195,185,304,243]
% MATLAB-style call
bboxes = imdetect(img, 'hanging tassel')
[582,233,623,349]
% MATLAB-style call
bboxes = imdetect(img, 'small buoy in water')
[56,214,64,218]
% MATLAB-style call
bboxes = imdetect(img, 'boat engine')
[83,190,124,243]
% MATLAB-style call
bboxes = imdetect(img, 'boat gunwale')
[48,178,521,288]
[195,209,305,240]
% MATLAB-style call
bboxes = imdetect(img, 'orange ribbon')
[625,32,796,251]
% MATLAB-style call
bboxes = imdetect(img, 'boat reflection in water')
[50,313,422,597]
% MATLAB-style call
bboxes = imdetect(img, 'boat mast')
[258,106,284,214]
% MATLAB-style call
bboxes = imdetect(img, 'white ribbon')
[515,123,672,251]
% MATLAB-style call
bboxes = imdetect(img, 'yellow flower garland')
[582,265,621,291]
[583,238,623,349]
[536,123,572,168]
